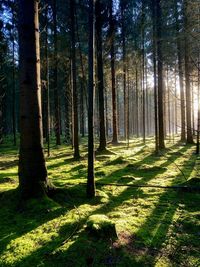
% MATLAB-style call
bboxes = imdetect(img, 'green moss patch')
[86,214,117,238]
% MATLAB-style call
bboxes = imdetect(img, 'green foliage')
[0,138,200,266]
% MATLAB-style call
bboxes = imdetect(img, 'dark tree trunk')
[141,3,145,143]
[87,0,95,198]
[44,5,50,156]
[52,0,61,145]
[0,20,5,144]
[135,66,139,138]
[156,0,165,149]
[196,62,200,154]
[80,78,85,137]
[109,0,118,144]
[11,6,16,146]
[175,0,186,142]
[184,0,193,144]
[151,0,159,152]
[120,1,127,140]
[70,0,80,159]
[64,66,72,144]
[95,0,106,151]
[18,0,53,198]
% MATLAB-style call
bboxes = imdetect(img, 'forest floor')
[0,137,200,267]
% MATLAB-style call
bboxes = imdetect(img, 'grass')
[0,137,200,266]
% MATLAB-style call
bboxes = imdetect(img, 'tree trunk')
[70,0,80,159]
[184,0,193,144]
[87,0,95,198]
[120,1,127,140]
[174,0,186,142]
[18,0,53,198]
[44,4,50,156]
[109,0,118,144]
[95,0,106,151]
[52,0,61,145]
[151,0,159,152]
[156,0,165,149]
[11,6,16,146]
[0,20,5,145]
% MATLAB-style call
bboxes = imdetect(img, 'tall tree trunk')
[120,1,127,140]
[174,0,186,142]
[167,67,171,138]
[70,0,80,159]
[196,61,200,154]
[95,0,106,151]
[44,5,50,156]
[151,0,159,152]
[156,0,165,149]
[184,0,193,144]
[109,0,118,144]
[141,3,145,143]
[52,0,61,145]
[11,6,16,146]
[0,19,6,144]
[18,0,53,198]
[87,0,95,198]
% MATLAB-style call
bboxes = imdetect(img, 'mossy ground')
[0,137,200,267]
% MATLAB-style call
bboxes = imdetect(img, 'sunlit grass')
[0,137,200,266]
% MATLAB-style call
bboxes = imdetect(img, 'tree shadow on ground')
[2,145,196,266]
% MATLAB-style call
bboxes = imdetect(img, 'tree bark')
[109,0,118,144]
[184,0,193,144]
[87,0,95,198]
[151,0,159,152]
[70,0,80,159]
[52,0,61,145]
[95,0,106,151]
[156,0,165,149]
[18,0,53,198]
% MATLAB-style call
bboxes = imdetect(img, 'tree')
[109,0,118,144]
[70,0,80,159]
[87,0,95,198]
[184,0,193,144]
[174,0,186,143]
[52,0,61,146]
[95,0,107,151]
[18,0,53,198]
[156,0,165,149]
[0,19,6,144]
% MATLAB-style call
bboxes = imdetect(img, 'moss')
[0,137,199,266]
[106,156,129,165]
[86,214,117,238]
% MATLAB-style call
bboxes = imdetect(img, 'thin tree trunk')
[167,67,171,138]
[109,0,118,144]
[120,1,127,140]
[151,0,159,152]
[87,0,95,198]
[11,7,16,146]
[44,5,50,156]
[196,61,200,154]
[156,0,165,149]
[95,0,106,151]
[0,21,5,144]
[184,0,193,144]
[70,0,80,159]
[52,0,61,145]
